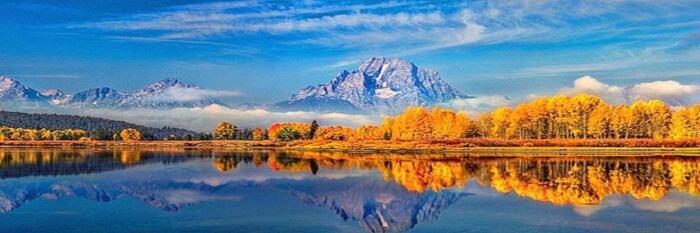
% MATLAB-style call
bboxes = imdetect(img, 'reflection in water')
[1,149,700,232]
[215,151,700,206]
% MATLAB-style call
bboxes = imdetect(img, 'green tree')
[276,127,302,141]
[307,120,319,139]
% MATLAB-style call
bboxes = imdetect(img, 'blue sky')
[2,0,700,105]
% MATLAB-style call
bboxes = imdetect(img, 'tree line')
[0,111,194,140]
[212,94,700,142]
[0,127,145,141]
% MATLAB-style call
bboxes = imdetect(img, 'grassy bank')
[1,138,700,154]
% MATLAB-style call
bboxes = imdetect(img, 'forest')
[3,94,700,146]
[236,94,700,145]
[0,111,194,140]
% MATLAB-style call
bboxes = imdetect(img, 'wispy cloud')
[7,74,81,79]
[73,1,700,54]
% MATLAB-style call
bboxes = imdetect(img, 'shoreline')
[1,139,700,155]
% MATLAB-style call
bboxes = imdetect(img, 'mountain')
[0,111,196,139]
[59,87,128,108]
[0,76,226,109]
[0,76,48,102]
[39,89,65,99]
[118,78,224,109]
[60,78,225,109]
[274,57,469,114]
[287,178,464,233]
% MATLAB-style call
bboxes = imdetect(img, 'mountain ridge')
[0,76,226,109]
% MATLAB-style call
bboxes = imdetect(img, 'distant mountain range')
[0,57,469,114]
[0,76,224,109]
[274,57,469,114]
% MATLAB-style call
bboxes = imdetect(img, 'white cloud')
[441,95,512,113]
[631,192,700,212]
[629,80,700,104]
[573,191,700,217]
[149,87,242,102]
[560,76,700,105]
[561,75,626,103]
[80,104,379,131]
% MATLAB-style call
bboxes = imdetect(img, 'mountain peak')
[0,76,47,102]
[156,77,183,86]
[358,57,414,75]
[0,76,20,89]
[276,57,465,114]
[134,78,195,96]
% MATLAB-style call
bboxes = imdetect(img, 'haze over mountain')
[275,57,469,114]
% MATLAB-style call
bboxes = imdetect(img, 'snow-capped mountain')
[275,57,468,114]
[0,76,227,109]
[117,78,225,108]
[0,76,48,102]
[59,87,128,108]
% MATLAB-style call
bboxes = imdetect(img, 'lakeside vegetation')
[2,94,700,150]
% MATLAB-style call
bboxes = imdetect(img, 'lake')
[1,148,699,233]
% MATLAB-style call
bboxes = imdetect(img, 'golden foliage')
[252,128,267,140]
[0,127,86,141]
[354,125,385,140]
[120,128,142,142]
[366,94,688,140]
[268,122,310,140]
[213,122,237,140]
[314,126,355,141]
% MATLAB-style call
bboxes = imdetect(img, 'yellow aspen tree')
[474,113,493,138]
[688,105,700,138]
[569,94,603,139]
[647,100,672,139]
[491,107,512,139]
[120,128,142,142]
[588,103,612,139]
[610,105,634,139]
[630,100,651,138]
[547,95,571,139]
[670,108,689,139]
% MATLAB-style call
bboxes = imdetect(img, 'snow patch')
[375,87,399,99]
[376,63,389,81]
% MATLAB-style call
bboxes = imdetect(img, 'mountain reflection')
[2,149,700,232]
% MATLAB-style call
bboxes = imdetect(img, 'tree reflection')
[217,152,700,205]
[2,148,700,206]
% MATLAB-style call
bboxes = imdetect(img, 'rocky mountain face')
[275,57,468,114]
[0,76,225,109]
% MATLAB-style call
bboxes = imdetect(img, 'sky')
[2,0,700,129]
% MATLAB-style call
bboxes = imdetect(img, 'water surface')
[1,148,699,233]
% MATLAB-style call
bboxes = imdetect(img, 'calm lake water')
[1,148,699,233]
